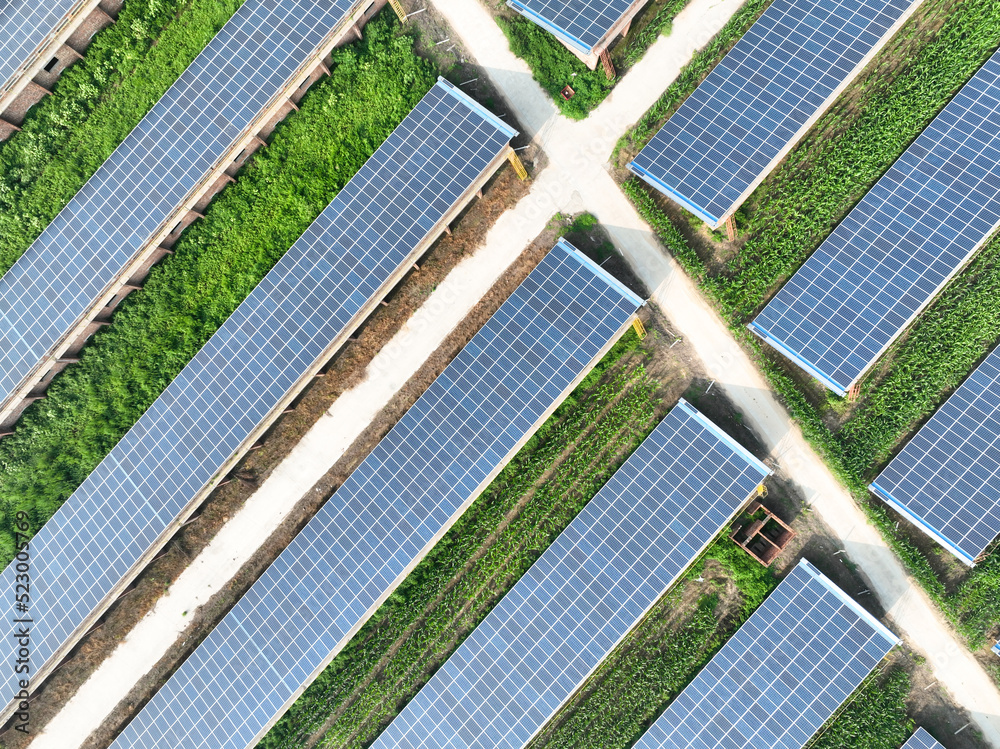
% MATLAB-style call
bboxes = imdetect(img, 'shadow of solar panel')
[0,0,358,411]
[507,0,634,56]
[870,346,1000,565]
[0,79,517,721]
[0,0,78,92]
[750,49,1000,396]
[632,559,899,749]
[629,0,919,228]
[901,728,944,749]
[372,399,771,749]
[106,240,642,749]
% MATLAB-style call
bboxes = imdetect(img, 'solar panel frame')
[901,728,945,749]
[372,398,771,749]
[628,0,922,228]
[107,240,643,749]
[870,345,1000,565]
[506,0,635,56]
[0,79,518,721]
[632,559,899,749]
[0,0,79,95]
[750,49,1000,396]
[0,0,364,417]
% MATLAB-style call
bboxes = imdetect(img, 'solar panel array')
[0,0,358,409]
[629,0,917,227]
[0,79,517,715]
[374,399,771,749]
[633,559,899,749]
[750,49,1000,396]
[506,0,633,55]
[870,345,1000,565]
[901,728,944,749]
[0,0,78,93]
[108,240,642,749]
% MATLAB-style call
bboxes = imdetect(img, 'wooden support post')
[57,357,81,364]
[0,432,13,438]
[285,97,299,111]
[316,60,331,76]
[353,22,363,41]
[477,188,483,199]
[620,19,632,37]
[412,262,420,272]
[443,225,451,236]
[380,300,389,307]
[253,135,267,148]
[724,214,737,241]
[600,49,616,81]
[847,382,861,402]
[507,150,528,180]
[0,119,21,133]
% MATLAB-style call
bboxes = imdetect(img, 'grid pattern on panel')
[0,0,78,91]
[902,728,945,749]
[633,559,899,749]
[0,80,516,716]
[108,241,642,749]
[0,0,356,407]
[507,0,633,55]
[629,0,916,226]
[750,50,1000,395]
[870,346,1000,565]
[373,399,771,749]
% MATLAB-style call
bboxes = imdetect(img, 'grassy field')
[621,0,1000,652]
[0,15,436,563]
[0,0,244,275]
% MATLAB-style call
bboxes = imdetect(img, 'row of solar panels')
[0,79,519,719]
[0,0,80,95]
[903,728,945,749]
[628,0,1000,567]
[0,0,367,427]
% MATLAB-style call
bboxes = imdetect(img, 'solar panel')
[993,641,1000,658]
[750,49,1000,396]
[633,559,899,749]
[107,240,643,749]
[506,0,633,56]
[869,346,1000,565]
[901,728,944,749]
[0,0,359,414]
[0,79,517,720]
[373,399,771,749]
[629,0,920,228]
[0,0,78,95]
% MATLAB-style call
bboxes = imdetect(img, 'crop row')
[0,0,244,275]
[0,15,437,563]
[256,331,655,748]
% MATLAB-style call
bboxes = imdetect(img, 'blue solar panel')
[901,728,944,749]
[632,559,899,749]
[750,49,1000,395]
[0,0,358,415]
[870,346,1000,565]
[0,79,517,719]
[373,399,771,749]
[629,0,917,227]
[993,641,1000,658]
[506,0,633,56]
[107,241,643,749]
[0,0,78,94]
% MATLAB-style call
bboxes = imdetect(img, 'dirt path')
[434,0,1000,744]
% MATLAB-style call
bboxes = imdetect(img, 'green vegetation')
[807,669,912,749]
[0,15,436,563]
[622,0,1000,648]
[258,331,658,748]
[0,0,245,275]
[496,0,689,120]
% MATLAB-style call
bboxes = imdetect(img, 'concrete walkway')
[436,0,1000,744]
[33,0,1000,746]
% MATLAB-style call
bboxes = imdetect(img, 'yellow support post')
[387,0,407,23]
[756,483,768,498]
[507,150,528,180]
[631,317,646,339]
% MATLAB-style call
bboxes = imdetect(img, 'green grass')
[0,14,436,563]
[0,0,245,275]
[807,669,912,749]
[622,0,1000,650]
[257,332,656,748]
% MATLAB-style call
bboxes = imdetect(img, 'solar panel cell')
[0,0,79,94]
[901,728,945,749]
[373,399,770,749]
[629,0,920,228]
[633,559,898,749]
[0,79,516,719]
[751,49,1000,395]
[870,345,1000,565]
[107,240,641,749]
[0,0,359,415]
